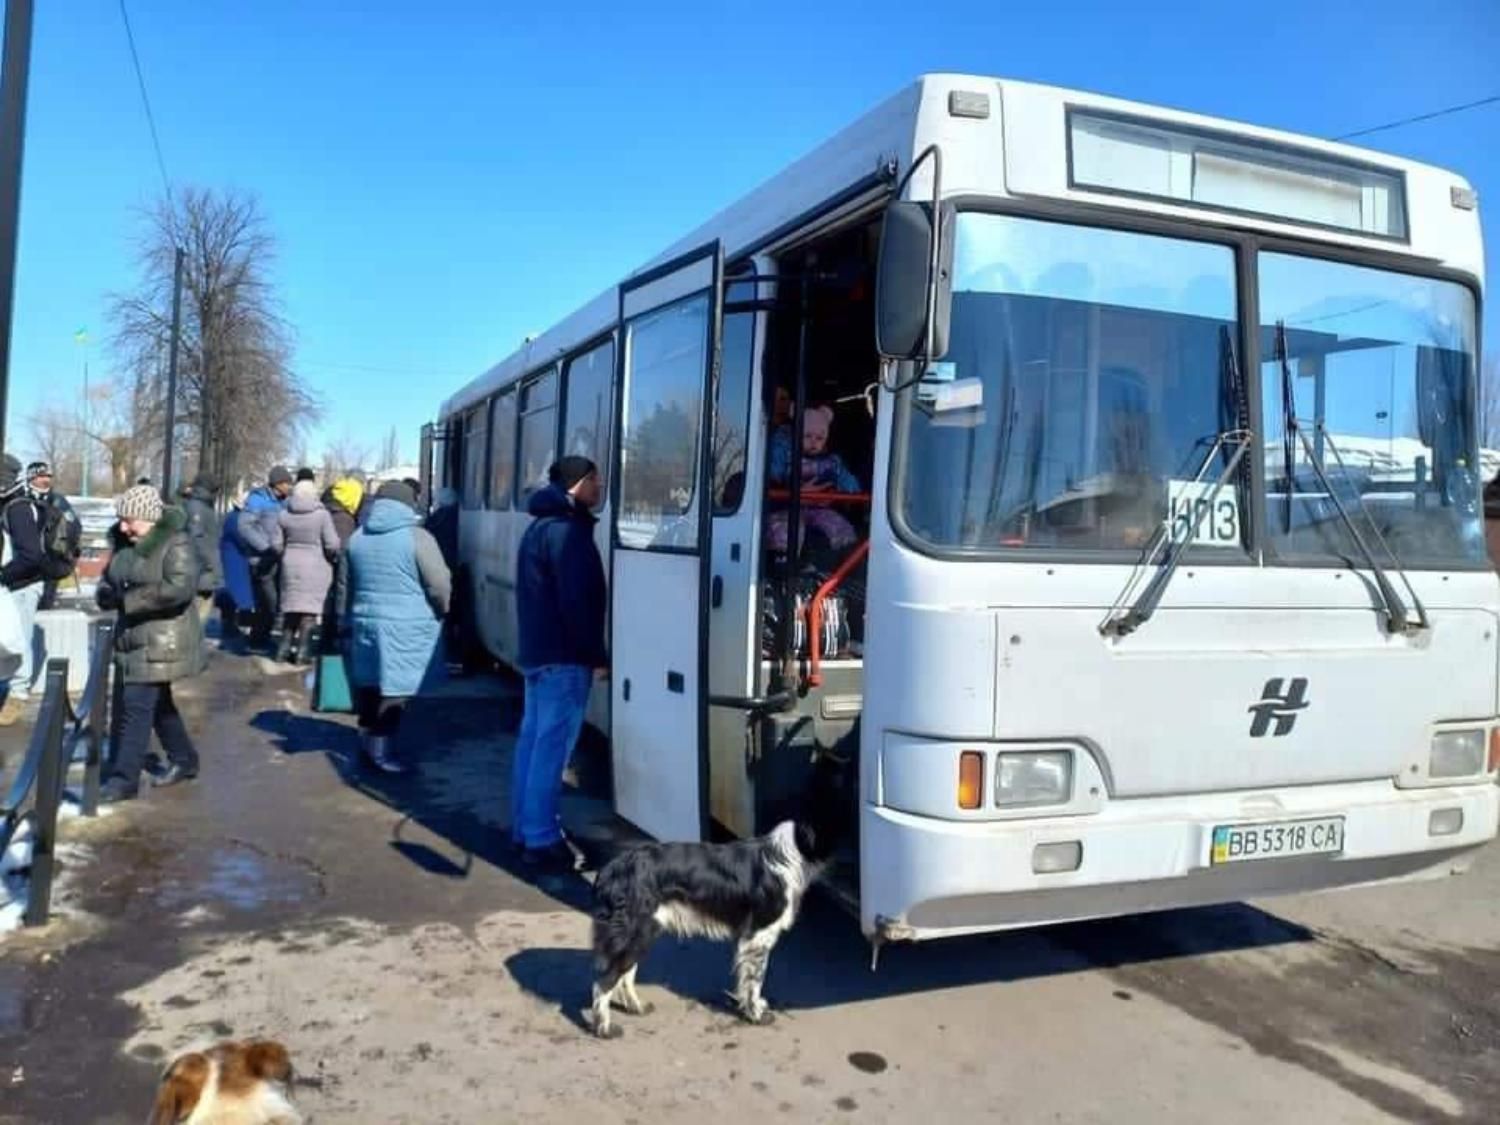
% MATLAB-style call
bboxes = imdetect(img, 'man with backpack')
[25,462,82,608]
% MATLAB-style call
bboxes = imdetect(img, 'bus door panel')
[610,243,723,842]
[705,266,773,838]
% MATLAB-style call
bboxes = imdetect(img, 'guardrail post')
[79,620,112,817]
[24,658,69,927]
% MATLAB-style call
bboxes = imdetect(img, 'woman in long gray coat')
[277,480,340,664]
[336,480,450,773]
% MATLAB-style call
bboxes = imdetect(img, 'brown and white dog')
[147,1040,301,1125]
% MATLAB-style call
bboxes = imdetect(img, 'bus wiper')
[1099,427,1253,638]
[1273,322,1427,635]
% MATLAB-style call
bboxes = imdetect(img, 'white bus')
[428,74,1497,947]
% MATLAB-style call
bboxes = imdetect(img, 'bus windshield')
[897,212,1246,553]
[1259,252,1483,567]
[896,212,1484,568]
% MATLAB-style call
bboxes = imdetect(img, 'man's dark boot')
[362,734,410,776]
[275,626,295,664]
[151,761,198,788]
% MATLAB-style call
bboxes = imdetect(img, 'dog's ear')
[794,821,819,859]
[148,1053,209,1125]
[243,1039,294,1083]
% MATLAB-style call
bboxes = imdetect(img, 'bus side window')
[461,404,488,510]
[561,339,615,503]
[518,369,559,505]
[714,310,756,515]
[489,390,517,511]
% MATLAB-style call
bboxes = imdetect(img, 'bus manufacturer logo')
[1248,678,1310,738]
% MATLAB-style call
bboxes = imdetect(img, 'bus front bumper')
[859,778,1499,941]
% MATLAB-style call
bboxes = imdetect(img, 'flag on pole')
[73,327,88,344]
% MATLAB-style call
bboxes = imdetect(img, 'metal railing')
[0,619,114,926]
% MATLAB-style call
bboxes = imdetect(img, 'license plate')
[1210,816,1345,865]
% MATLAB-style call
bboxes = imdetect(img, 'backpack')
[37,500,80,579]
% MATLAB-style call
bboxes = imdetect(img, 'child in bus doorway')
[767,404,861,554]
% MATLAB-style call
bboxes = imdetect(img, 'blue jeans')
[2,583,42,701]
[511,664,592,849]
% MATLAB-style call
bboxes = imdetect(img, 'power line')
[117,0,174,207]
[297,359,472,378]
[1333,94,1500,141]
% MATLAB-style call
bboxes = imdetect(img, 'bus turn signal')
[958,752,984,810]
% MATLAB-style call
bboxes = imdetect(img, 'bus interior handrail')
[767,489,872,506]
[808,539,871,688]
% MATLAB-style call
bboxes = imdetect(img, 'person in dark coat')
[337,480,450,773]
[26,461,81,610]
[180,475,223,628]
[96,485,205,803]
[319,478,363,648]
[510,456,606,873]
[423,487,459,573]
[324,478,363,549]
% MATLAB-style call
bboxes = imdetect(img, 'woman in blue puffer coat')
[335,480,450,773]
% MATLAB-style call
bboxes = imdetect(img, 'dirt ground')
[1,642,1497,1124]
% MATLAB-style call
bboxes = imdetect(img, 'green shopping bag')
[313,651,353,713]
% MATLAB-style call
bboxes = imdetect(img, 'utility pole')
[161,246,183,492]
[0,0,35,461]
[81,353,89,496]
[76,328,90,497]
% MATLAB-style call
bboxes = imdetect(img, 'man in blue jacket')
[512,455,606,874]
[236,466,292,648]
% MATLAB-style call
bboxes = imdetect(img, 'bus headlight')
[1429,730,1486,779]
[995,751,1072,807]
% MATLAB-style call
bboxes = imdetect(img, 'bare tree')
[111,188,320,491]
[25,403,86,493]
[379,426,400,471]
[323,427,372,478]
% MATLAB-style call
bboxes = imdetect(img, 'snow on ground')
[0,792,107,933]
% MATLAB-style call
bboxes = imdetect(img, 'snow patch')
[0,823,32,932]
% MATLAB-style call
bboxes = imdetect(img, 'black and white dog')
[588,816,837,1039]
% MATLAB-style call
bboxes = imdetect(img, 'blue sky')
[9,0,1499,469]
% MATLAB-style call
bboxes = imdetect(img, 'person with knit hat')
[26,460,82,611]
[510,455,606,875]
[336,476,451,773]
[0,453,47,724]
[96,485,205,802]
[323,477,363,549]
[318,477,364,652]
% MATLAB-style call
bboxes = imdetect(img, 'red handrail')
[807,539,870,687]
[768,489,871,506]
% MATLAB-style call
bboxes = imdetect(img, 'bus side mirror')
[875,200,954,361]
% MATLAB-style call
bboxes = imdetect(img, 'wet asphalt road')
[0,642,1497,1123]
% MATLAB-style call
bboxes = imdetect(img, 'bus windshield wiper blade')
[1100,428,1253,638]
[1307,425,1429,633]
[1274,322,1426,635]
